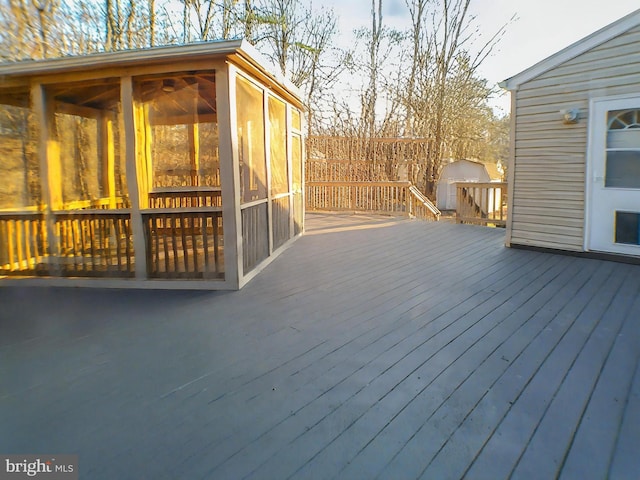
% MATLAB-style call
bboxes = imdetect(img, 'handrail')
[306,181,439,221]
[61,197,127,210]
[408,185,441,220]
[307,181,411,187]
[456,182,507,227]
[148,189,222,208]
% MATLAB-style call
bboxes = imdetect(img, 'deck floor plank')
[559,291,640,480]
[1,213,638,480]
[380,255,608,478]
[423,266,629,478]
[510,266,639,480]
[609,353,640,479]
[301,253,572,480]
[461,260,616,479]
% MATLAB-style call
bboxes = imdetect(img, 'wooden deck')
[1,213,639,479]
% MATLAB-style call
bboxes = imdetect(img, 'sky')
[322,0,640,114]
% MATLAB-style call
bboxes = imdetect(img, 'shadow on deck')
[1,213,639,479]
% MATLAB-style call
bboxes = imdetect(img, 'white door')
[588,96,640,256]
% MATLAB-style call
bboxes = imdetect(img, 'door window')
[606,109,640,188]
[615,211,640,245]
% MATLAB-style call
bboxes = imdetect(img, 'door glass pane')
[608,109,640,130]
[606,109,640,188]
[615,211,640,245]
[605,151,640,188]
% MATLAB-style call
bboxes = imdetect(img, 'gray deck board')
[559,290,640,480]
[609,354,640,479]
[1,213,639,480]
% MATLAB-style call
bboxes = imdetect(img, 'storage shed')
[501,9,640,259]
[0,40,305,289]
[436,159,491,210]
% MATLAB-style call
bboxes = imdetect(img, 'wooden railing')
[142,210,224,279]
[148,188,222,208]
[456,182,507,227]
[306,181,440,221]
[1,209,134,277]
[1,190,227,279]
[55,211,134,277]
[408,185,441,222]
[153,169,221,189]
[0,211,48,275]
[61,197,127,210]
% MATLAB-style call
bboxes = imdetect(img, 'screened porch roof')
[0,39,304,110]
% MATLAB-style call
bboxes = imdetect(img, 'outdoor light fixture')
[162,79,176,93]
[560,108,580,124]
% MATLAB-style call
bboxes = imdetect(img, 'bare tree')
[387,0,509,195]
[221,0,239,39]
[363,0,383,140]
[404,0,430,135]
[0,0,60,60]
[243,0,256,41]
[103,0,160,50]
[251,0,340,135]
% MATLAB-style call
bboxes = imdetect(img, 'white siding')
[510,25,640,251]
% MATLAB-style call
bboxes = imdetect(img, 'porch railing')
[0,211,48,275]
[0,209,136,277]
[456,182,507,227]
[148,187,222,209]
[55,211,135,277]
[306,181,440,221]
[1,189,224,279]
[142,209,224,279]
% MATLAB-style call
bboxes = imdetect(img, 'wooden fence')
[306,181,440,222]
[456,182,507,227]
[307,136,432,163]
[305,159,423,184]
[306,136,430,189]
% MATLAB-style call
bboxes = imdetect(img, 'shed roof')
[500,8,640,91]
[439,159,490,180]
[0,39,304,108]
[442,158,486,168]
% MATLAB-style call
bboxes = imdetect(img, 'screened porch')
[0,40,305,289]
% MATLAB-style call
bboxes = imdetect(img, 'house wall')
[508,25,640,251]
